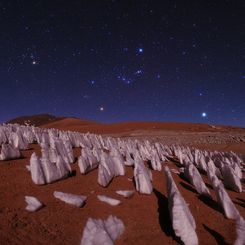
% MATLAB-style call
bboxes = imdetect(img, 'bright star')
[32,61,37,65]
[100,107,104,111]
[201,112,207,118]
[138,48,144,54]
[90,80,95,85]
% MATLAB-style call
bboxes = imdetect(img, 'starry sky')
[0,0,245,126]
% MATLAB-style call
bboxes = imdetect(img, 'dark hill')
[7,114,63,126]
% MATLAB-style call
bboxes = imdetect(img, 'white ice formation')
[134,157,153,194]
[78,148,99,174]
[211,176,240,220]
[97,150,125,187]
[0,143,21,160]
[221,164,242,192]
[80,215,125,245]
[184,163,211,197]
[165,166,198,245]
[25,196,43,212]
[97,195,121,206]
[30,151,71,185]
[54,191,87,207]
[9,130,29,150]
[116,190,135,198]
[234,216,245,245]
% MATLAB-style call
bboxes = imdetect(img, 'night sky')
[1,1,245,126]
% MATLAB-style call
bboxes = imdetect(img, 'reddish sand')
[0,119,244,244]
[41,117,245,136]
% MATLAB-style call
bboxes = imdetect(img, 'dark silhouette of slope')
[7,114,63,126]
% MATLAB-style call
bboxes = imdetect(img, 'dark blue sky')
[0,0,244,126]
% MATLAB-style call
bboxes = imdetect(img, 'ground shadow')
[132,176,136,189]
[146,160,154,170]
[205,182,213,189]
[178,172,190,183]
[166,156,182,167]
[22,147,34,151]
[234,201,245,208]
[153,188,183,244]
[197,168,207,175]
[236,197,245,203]
[69,170,76,177]
[203,224,229,245]
[198,195,223,214]
[4,155,26,161]
[179,181,197,194]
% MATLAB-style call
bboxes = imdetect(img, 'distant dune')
[7,114,245,136]
[18,114,244,154]
[42,117,245,135]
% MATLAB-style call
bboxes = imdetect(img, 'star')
[83,94,90,99]
[201,112,207,118]
[32,61,37,65]
[137,47,144,54]
[135,70,143,75]
[90,80,96,85]
[99,107,104,111]
[117,75,133,84]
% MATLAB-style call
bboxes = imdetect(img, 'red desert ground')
[0,114,244,245]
